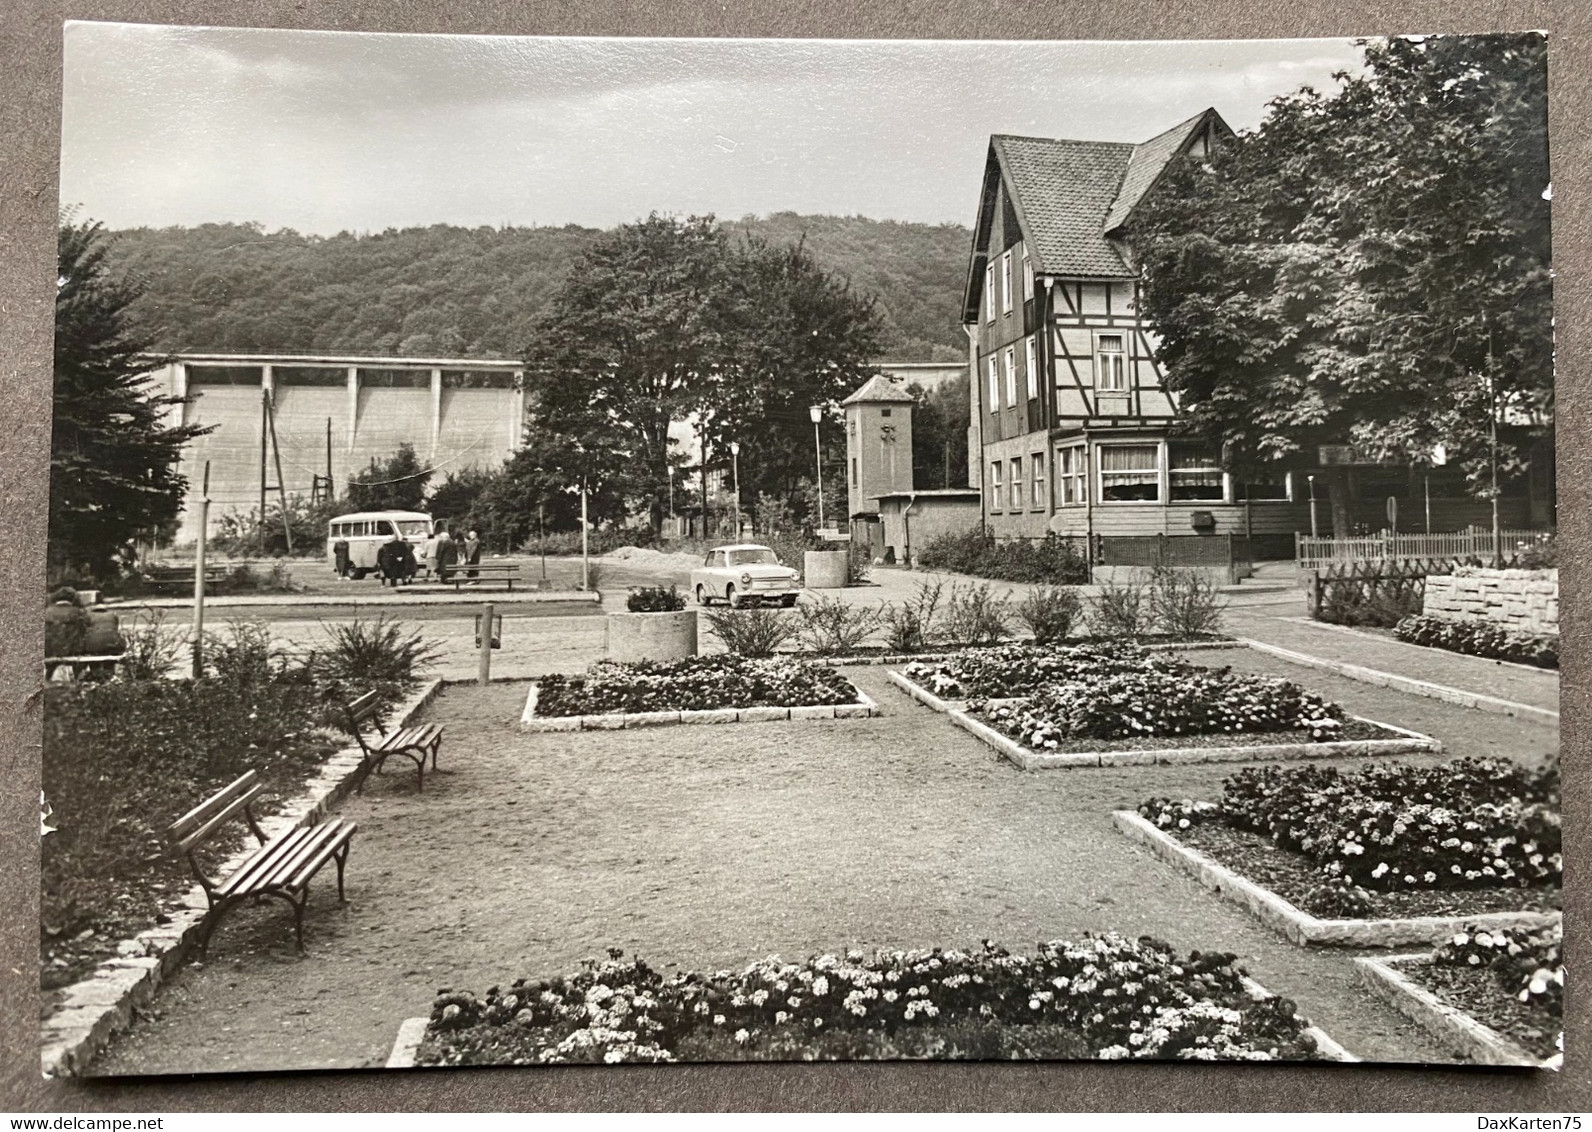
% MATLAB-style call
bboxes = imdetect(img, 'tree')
[523,215,884,533]
[1130,34,1551,536]
[51,219,209,579]
[909,375,970,490]
[347,442,430,512]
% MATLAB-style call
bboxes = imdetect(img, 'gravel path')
[84,652,1555,1076]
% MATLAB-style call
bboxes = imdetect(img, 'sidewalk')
[1225,607,1560,715]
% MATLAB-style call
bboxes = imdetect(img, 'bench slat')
[347,690,383,725]
[174,784,268,854]
[259,821,347,890]
[283,821,356,889]
[170,771,260,841]
[218,826,315,897]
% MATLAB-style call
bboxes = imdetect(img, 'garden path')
[86,652,1553,1076]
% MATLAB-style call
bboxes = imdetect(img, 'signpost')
[476,604,500,685]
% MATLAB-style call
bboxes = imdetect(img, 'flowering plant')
[419,937,1328,1066]
[536,655,857,715]
[901,643,1187,700]
[979,668,1346,746]
[1434,922,1563,1014]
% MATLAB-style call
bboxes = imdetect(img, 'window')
[880,408,892,417]
[1095,333,1127,392]
[1056,445,1087,506]
[987,356,999,411]
[1169,444,1225,502]
[990,461,1003,508]
[1022,249,1033,301]
[1025,336,1039,400]
[985,263,996,322]
[1010,457,1024,510]
[1031,453,1046,506]
[1099,444,1160,502]
[1236,469,1291,501]
[1003,347,1017,407]
[1001,250,1013,314]
[851,457,858,487]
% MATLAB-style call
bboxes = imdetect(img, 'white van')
[326,511,433,579]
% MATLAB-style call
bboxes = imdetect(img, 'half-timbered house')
[963,109,1548,557]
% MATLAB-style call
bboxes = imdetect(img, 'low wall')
[1422,568,1558,634]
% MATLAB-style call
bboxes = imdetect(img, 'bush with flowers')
[900,642,1189,701]
[1433,922,1563,1018]
[979,668,1347,747]
[1139,756,1561,914]
[418,937,1331,1066]
[535,654,859,716]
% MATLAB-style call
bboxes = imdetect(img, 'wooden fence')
[1295,529,1549,571]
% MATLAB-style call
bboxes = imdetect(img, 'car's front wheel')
[696,584,712,607]
[726,584,743,609]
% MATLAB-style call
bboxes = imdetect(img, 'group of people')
[369,524,484,587]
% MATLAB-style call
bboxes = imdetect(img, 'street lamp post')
[809,405,825,534]
[729,441,742,539]
[1307,474,1319,540]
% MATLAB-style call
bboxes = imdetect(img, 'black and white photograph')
[39,23,1559,1076]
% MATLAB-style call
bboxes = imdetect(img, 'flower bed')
[415,937,1342,1066]
[1356,923,1563,1066]
[531,654,862,716]
[41,678,346,991]
[1393,614,1558,669]
[1138,756,1560,921]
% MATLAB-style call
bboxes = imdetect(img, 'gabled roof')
[840,374,917,405]
[962,108,1232,322]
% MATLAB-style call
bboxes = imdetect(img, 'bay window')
[1099,443,1160,502]
[1056,445,1087,506]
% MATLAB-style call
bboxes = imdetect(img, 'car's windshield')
[395,520,431,536]
[727,548,779,566]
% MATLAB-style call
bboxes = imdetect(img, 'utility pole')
[730,441,742,539]
[1487,316,1502,567]
[259,391,268,557]
[580,476,590,592]
[809,405,826,532]
[326,416,334,498]
[192,461,211,680]
[267,390,292,554]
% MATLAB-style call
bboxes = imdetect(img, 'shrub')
[881,579,944,653]
[1434,922,1562,1018]
[793,594,881,656]
[902,642,1185,700]
[1147,566,1227,637]
[1515,533,1557,569]
[1087,571,1150,637]
[702,606,799,657]
[1315,578,1422,627]
[916,529,1089,585]
[627,585,688,613]
[309,614,440,698]
[119,608,185,680]
[847,538,872,585]
[1014,585,1083,644]
[1393,614,1558,668]
[203,619,281,684]
[940,581,1010,645]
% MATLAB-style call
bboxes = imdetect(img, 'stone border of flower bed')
[888,669,1444,770]
[1239,638,1559,724]
[384,972,1359,1068]
[519,682,881,730]
[39,678,446,1080]
[1354,955,1558,1068]
[1112,810,1562,949]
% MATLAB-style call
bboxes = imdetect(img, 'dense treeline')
[99,213,972,362]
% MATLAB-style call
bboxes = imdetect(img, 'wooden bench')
[144,565,228,591]
[437,562,520,591]
[43,653,123,681]
[168,770,356,956]
[344,690,444,791]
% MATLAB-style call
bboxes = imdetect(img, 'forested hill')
[100,214,973,362]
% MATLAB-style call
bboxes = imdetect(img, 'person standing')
[422,524,442,579]
[436,527,458,581]
[463,529,482,582]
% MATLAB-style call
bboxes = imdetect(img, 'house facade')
[963,110,1546,557]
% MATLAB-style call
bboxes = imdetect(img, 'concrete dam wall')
[150,355,524,544]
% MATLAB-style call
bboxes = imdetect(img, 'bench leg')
[334,841,350,903]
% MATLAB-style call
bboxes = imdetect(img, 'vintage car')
[690,543,801,607]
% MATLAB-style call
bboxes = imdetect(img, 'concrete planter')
[603,609,698,663]
[804,549,849,589]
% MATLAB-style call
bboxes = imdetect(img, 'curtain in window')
[1099,444,1158,501]
[1169,444,1223,501]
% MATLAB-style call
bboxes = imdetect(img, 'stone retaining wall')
[1422,568,1558,634]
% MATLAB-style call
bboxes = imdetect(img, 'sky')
[60,24,1366,234]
